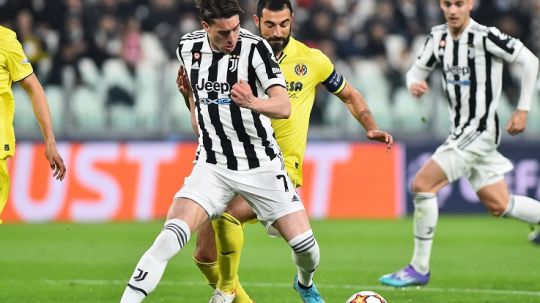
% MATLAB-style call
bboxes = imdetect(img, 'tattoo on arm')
[358,109,378,130]
[359,109,373,120]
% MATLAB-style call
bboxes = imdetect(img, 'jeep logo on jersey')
[445,64,470,76]
[294,64,308,76]
[195,79,231,94]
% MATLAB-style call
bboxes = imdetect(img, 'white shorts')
[175,158,304,231]
[431,144,513,192]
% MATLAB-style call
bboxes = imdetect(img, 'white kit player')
[380,0,540,288]
[119,0,325,302]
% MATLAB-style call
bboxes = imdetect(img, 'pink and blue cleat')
[379,265,430,287]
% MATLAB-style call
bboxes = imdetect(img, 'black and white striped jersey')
[415,19,524,149]
[177,28,286,170]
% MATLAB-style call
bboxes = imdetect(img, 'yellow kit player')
[177,1,393,302]
[0,26,66,222]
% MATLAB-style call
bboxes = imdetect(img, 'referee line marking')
[41,279,540,297]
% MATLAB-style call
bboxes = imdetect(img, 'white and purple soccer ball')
[346,290,387,303]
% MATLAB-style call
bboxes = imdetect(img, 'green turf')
[1,215,539,302]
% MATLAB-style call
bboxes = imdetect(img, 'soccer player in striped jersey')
[120,1,326,302]
[0,26,66,223]
[182,1,393,302]
[379,0,540,288]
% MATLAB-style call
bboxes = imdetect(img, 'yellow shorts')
[0,158,10,223]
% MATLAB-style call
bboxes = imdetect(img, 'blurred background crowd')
[1,0,539,141]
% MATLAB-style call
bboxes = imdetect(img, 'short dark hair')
[256,0,293,17]
[196,0,244,24]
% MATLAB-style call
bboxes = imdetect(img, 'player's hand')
[176,66,192,101]
[45,143,66,181]
[367,129,393,152]
[506,110,528,136]
[231,80,256,109]
[410,81,429,98]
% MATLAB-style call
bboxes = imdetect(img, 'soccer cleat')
[528,225,540,245]
[209,288,236,303]
[379,265,430,287]
[293,274,325,303]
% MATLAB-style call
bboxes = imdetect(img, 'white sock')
[410,192,438,275]
[120,219,190,303]
[503,195,540,224]
[289,230,320,287]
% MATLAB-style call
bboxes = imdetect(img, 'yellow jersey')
[272,37,346,187]
[0,26,33,159]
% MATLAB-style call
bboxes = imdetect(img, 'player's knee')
[193,226,217,263]
[193,244,216,263]
[411,176,430,193]
[485,200,507,217]
[480,194,507,217]
[193,219,217,262]
[289,230,320,272]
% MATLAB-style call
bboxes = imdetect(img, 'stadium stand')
[0,0,538,141]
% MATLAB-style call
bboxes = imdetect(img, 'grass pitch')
[1,215,539,302]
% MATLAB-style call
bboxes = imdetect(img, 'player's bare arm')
[231,81,290,119]
[337,83,393,151]
[18,73,66,181]
[176,66,199,136]
[177,65,193,109]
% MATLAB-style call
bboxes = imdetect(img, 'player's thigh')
[236,159,304,235]
[167,197,210,232]
[412,158,450,193]
[174,163,236,220]
[225,194,257,223]
[424,146,481,192]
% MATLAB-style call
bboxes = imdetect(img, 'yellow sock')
[0,158,9,224]
[233,282,251,303]
[213,213,252,302]
[193,258,219,289]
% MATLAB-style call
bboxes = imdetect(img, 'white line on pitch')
[42,279,540,297]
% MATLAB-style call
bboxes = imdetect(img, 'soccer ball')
[346,291,387,303]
